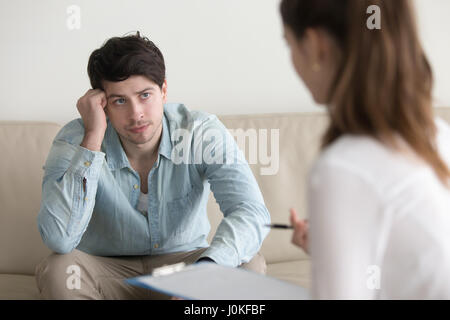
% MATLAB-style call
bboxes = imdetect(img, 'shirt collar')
[103,113,173,171]
[158,115,173,161]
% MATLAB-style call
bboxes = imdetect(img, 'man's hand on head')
[77,89,108,151]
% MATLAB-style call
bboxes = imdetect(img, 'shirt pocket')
[166,184,198,242]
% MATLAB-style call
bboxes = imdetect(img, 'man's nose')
[129,99,144,120]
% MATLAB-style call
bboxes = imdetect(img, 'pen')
[265,224,294,229]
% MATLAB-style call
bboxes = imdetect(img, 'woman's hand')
[290,208,309,254]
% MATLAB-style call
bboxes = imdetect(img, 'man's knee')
[36,250,78,281]
[35,249,89,299]
[239,252,267,274]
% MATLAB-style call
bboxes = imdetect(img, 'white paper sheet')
[126,262,310,300]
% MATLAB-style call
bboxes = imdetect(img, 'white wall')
[415,0,450,107]
[0,0,449,125]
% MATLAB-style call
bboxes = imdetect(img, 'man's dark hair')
[87,31,165,90]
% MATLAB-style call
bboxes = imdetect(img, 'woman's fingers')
[289,208,309,254]
[290,208,301,225]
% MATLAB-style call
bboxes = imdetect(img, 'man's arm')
[37,89,108,254]
[195,117,271,267]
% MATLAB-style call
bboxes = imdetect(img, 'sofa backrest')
[208,112,329,264]
[0,122,60,275]
[1,108,449,275]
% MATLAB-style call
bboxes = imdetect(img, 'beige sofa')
[1,108,449,300]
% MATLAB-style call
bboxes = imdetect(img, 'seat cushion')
[0,274,40,299]
[0,263,309,300]
[267,260,311,289]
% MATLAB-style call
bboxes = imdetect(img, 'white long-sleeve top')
[308,117,450,299]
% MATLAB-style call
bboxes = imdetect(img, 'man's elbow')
[37,222,76,254]
[260,206,271,225]
[46,240,76,255]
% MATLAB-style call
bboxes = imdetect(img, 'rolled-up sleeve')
[37,119,105,254]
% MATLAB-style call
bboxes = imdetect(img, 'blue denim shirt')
[37,103,270,267]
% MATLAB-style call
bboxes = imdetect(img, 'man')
[35,32,270,299]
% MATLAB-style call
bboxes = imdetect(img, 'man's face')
[103,75,167,147]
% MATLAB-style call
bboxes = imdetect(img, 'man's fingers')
[101,96,108,109]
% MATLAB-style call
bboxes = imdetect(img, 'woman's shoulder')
[317,134,396,171]
[311,133,433,194]
[312,117,450,195]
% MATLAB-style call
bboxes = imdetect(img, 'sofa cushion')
[210,112,329,264]
[0,122,59,275]
[0,260,310,300]
[266,260,311,289]
[0,274,40,299]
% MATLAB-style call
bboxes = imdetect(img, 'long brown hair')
[280,0,450,187]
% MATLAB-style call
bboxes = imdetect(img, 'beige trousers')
[35,248,266,300]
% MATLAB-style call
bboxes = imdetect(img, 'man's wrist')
[81,131,104,152]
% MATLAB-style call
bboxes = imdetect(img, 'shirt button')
[84,161,91,167]
[133,184,139,190]
[154,244,159,249]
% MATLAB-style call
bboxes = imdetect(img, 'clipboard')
[126,262,310,300]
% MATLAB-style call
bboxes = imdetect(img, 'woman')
[281,0,450,299]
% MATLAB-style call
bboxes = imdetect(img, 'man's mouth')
[128,124,149,133]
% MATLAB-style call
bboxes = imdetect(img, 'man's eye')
[141,92,150,99]
[114,98,125,105]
